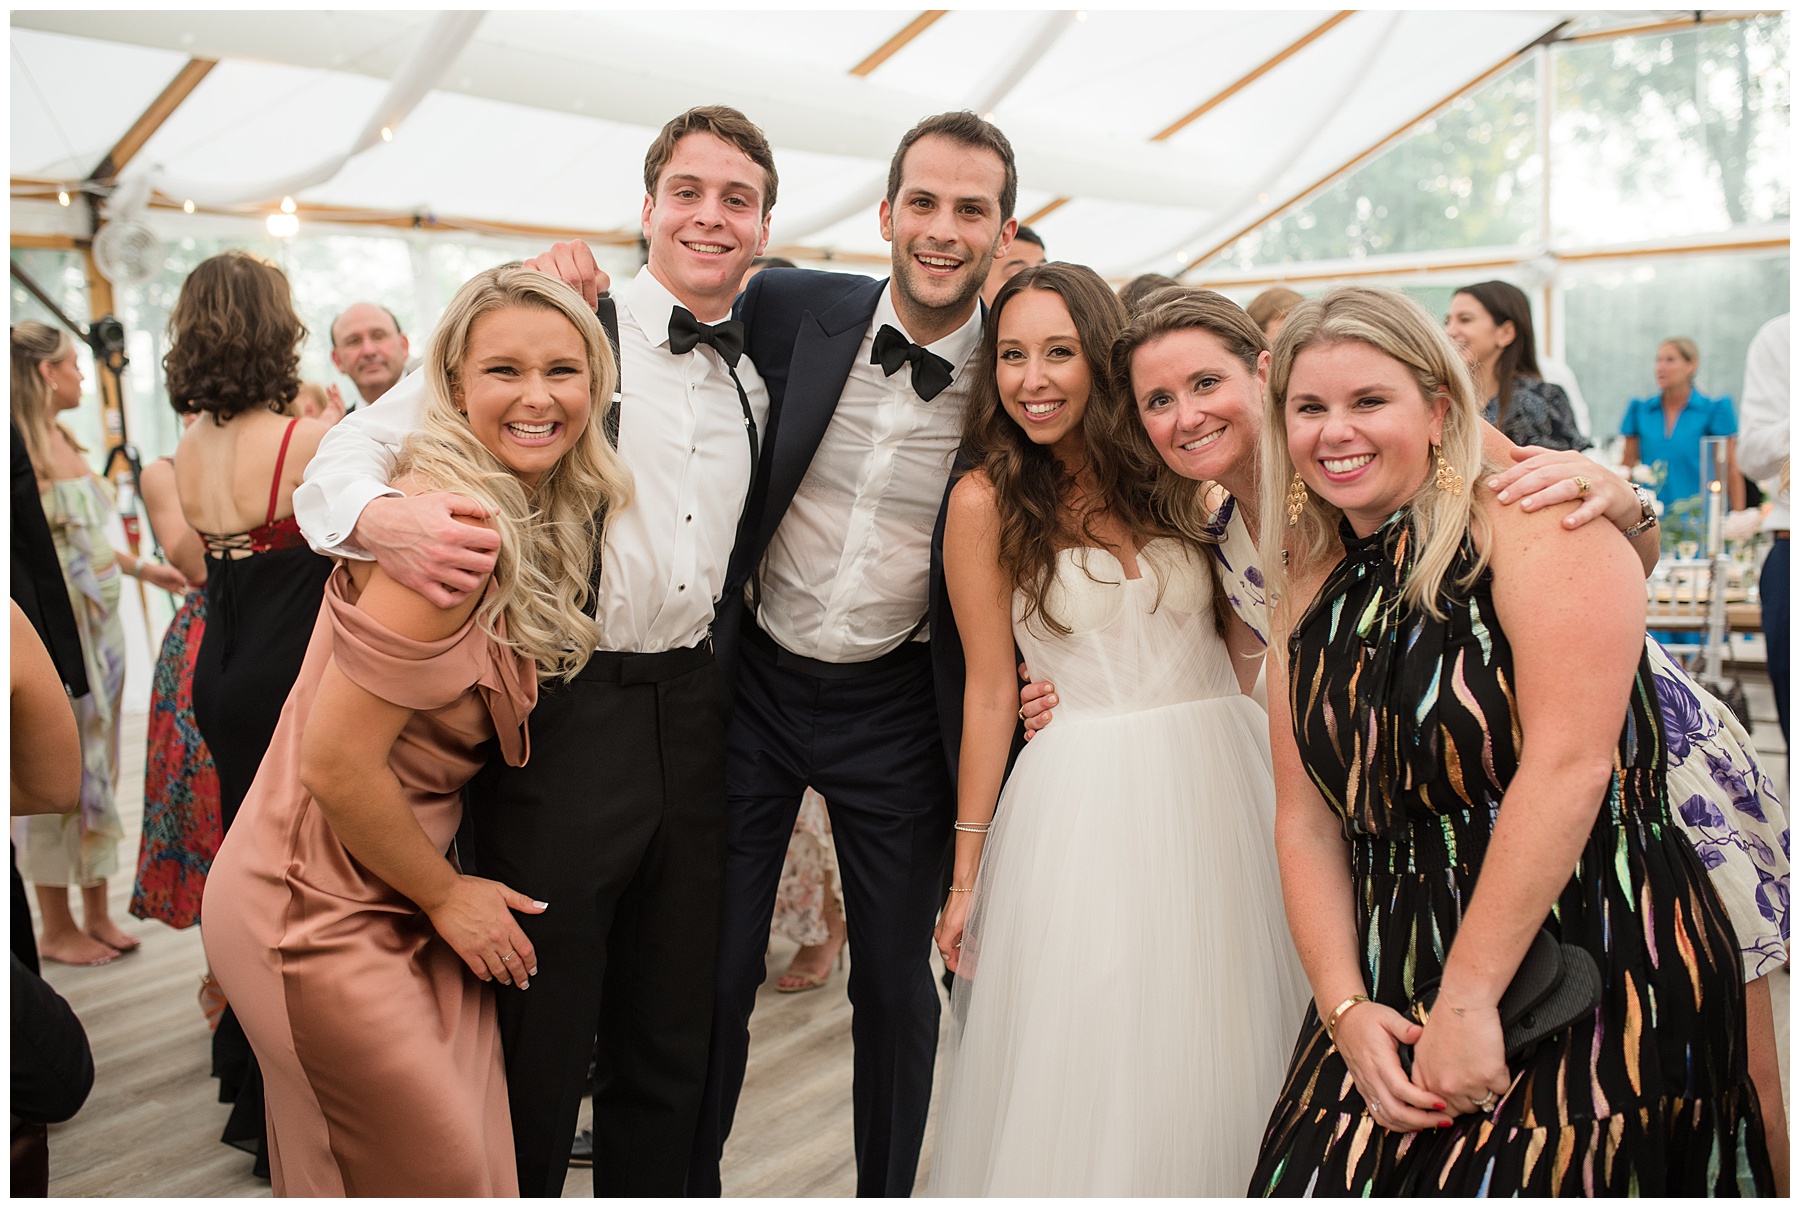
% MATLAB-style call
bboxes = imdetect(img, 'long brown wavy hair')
[963,262,1225,636]
[163,251,305,420]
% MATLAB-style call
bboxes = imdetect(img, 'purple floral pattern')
[1205,496,1267,646]
[1648,639,1789,979]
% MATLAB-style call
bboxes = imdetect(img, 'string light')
[266,212,299,238]
[183,199,196,214]
[57,189,70,206]
[380,126,393,142]
[280,196,297,214]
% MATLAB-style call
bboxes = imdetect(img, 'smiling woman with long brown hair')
[928,262,1306,1195]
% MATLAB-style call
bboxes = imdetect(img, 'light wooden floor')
[36,690,1790,1196]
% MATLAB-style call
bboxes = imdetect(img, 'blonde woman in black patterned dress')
[1249,286,1770,1195]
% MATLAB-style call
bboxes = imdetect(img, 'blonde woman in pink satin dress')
[203,266,631,1196]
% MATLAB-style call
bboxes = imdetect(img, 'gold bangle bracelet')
[947,886,974,893]
[1323,993,1371,1044]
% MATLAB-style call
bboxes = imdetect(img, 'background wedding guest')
[12,321,187,970]
[166,252,333,1179]
[128,434,221,949]
[742,254,796,290]
[1620,335,1744,511]
[1118,272,1181,315]
[770,788,847,993]
[1245,284,1303,341]
[1444,280,1588,452]
[979,222,1045,306]
[293,380,347,427]
[1738,313,1788,745]
[329,302,411,407]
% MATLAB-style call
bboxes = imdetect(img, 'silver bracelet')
[1621,484,1659,538]
[952,821,991,833]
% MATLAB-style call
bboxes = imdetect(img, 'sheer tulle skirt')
[928,694,1309,1196]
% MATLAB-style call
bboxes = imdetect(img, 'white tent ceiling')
[15,10,1689,277]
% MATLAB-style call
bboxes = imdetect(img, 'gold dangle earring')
[1433,444,1464,496]
[1285,471,1309,526]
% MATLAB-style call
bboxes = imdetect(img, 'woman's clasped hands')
[1333,994,1513,1131]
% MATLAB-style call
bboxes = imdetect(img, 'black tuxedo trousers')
[463,645,731,1197]
[687,625,954,1197]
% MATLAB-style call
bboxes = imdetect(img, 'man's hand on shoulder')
[524,241,612,308]
[352,492,500,609]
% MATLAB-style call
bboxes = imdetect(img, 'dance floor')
[36,683,1788,1196]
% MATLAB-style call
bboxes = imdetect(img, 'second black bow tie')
[871,323,954,402]
[668,306,745,368]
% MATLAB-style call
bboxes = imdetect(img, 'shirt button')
[690,444,697,453]
[685,514,693,523]
[678,584,687,592]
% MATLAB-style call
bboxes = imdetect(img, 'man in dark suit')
[699,111,1018,1197]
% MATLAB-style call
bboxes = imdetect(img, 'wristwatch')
[1622,484,1659,538]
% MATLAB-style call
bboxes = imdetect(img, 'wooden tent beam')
[850,11,948,77]
[1178,24,1569,279]
[89,57,217,183]
[1151,11,1356,143]
[1556,10,1783,44]
[1019,197,1070,228]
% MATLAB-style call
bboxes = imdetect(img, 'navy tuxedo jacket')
[721,268,973,785]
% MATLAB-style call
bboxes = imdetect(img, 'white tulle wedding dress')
[928,539,1309,1197]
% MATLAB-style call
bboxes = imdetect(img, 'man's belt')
[574,639,714,685]
[741,615,927,681]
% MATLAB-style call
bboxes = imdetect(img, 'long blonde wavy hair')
[394,265,633,682]
[1258,286,1493,634]
[10,320,82,475]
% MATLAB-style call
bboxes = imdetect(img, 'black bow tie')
[668,307,745,368]
[871,324,955,402]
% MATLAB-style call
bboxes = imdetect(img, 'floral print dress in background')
[771,788,841,947]
[1649,639,1790,978]
[131,588,223,928]
[18,474,127,887]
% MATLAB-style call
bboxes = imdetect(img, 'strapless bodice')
[1013,538,1242,721]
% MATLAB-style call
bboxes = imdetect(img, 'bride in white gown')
[928,264,1308,1196]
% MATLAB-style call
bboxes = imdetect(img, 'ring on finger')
[1572,475,1591,499]
[501,953,513,964]
[1477,1091,1497,1113]
[1367,1098,1382,1117]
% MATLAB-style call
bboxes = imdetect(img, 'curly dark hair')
[163,251,305,420]
[963,262,1226,637]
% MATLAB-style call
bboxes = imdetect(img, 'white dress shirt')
[1737,313,1789,533]
[755,286,983,663]
[293,265,769,653]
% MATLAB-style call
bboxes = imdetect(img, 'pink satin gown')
[203,565,536,1196]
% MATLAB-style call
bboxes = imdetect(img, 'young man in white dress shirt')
[291,106,775,1198]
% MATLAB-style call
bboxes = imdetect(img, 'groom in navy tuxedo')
[531,110,1020,1196]
[693,111,1018,1197]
